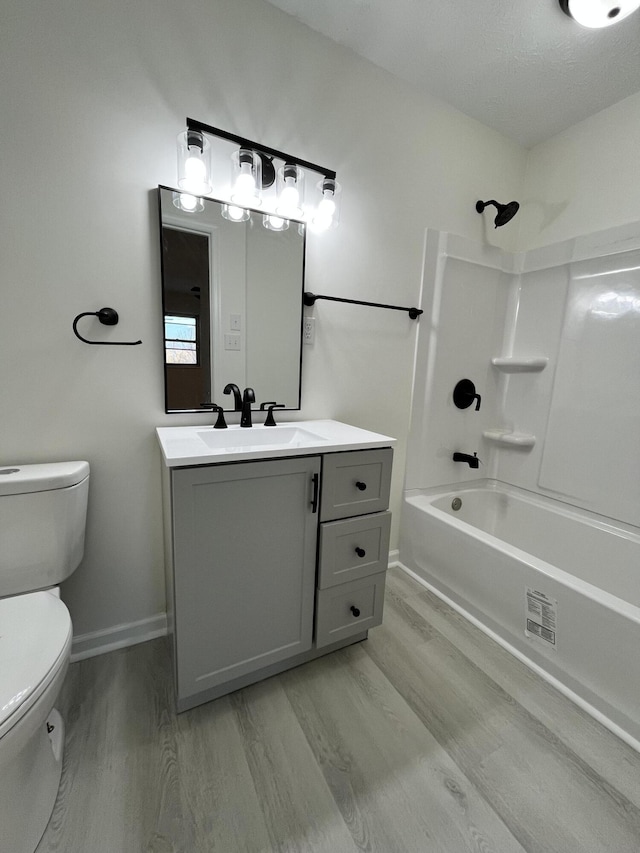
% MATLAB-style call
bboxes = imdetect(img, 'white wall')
[518,90,640,250]
[1,0,525,640]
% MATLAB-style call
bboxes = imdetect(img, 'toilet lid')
[0,592,72,736]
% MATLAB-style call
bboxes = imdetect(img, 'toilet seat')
[0,592,72,740]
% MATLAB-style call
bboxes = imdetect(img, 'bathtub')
[398,480,640,750]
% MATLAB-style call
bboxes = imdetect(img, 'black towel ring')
[72,308,142,346]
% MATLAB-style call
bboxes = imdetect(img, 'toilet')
[0,461,90,853]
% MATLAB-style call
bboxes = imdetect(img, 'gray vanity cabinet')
[169,456,320,708]
[162,444,393,712]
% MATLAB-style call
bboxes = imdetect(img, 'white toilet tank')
[0,461,90,597]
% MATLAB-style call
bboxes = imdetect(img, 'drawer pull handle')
[355,547,366,558]
[355,481,367,491]
[350,606,361,617]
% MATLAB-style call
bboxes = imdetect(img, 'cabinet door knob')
[350,605,361,617]
[355,481,367,491]
[355,547,366,558]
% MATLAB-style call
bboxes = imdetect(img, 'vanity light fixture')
[177,130,212,195]
[276,163,305,219]
[172,191,205,214]
[221,203,250,223]
[230,148,263,208]
[311,178,342,232]
[178,118,341,230]
[559,0,640,27]
[263,213,289,231]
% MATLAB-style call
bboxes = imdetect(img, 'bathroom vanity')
[157,420,394,712]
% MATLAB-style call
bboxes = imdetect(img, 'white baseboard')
[70,551,397,663]
[71,612,168,662]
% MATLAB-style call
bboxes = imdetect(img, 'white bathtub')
[398,480,640,750]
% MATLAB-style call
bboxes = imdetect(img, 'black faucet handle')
[263,403,285,427]
[200,402,227,429]
[259,401,277,410]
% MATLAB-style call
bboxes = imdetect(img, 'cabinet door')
[172,456,320,700]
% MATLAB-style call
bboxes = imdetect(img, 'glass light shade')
[230,148,262,208]
[310,178,341,232]
[263,213,289,232]
[177,131,212,195]
[221,203,251,223]
[561,0,640,27]
[172,192,204,213]
[276,164,305,218]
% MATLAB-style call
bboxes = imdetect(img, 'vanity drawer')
[315,572,386,648]
[318,511,391,589]
[320,448,393,521]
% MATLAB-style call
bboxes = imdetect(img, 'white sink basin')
[156,419,396,467]
[197,426,327,450]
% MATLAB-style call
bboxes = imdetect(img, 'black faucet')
[452,452,480,469]
[241,387,255,427]
[223,383,242,411]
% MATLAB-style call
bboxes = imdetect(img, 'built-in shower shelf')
[483,429,536,448]
[491,357,548,373]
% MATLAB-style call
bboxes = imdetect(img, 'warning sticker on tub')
[525,587,557,649]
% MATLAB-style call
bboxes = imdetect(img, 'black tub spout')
[453,452,480,469]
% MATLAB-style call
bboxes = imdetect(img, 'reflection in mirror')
[159,186,305,413]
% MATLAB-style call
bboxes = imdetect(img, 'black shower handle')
[453,379,482,412]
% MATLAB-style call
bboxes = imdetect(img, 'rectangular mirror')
[158,186,305,412]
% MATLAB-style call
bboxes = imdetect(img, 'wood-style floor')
[37,567,640,852]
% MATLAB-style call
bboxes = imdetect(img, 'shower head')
[476,199,520,228]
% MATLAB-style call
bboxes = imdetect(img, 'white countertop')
[156,419,396,467]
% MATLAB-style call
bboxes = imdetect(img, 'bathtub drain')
[451,497,462,511]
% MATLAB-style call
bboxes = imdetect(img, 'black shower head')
[476,199,520,228]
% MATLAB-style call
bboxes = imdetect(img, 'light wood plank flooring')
[37,568,640,852]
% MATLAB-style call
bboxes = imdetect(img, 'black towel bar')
[303,292,422,320]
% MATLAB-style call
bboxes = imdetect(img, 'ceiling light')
[559,0,640,28]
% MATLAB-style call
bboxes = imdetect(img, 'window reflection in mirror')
[158,186,305,413]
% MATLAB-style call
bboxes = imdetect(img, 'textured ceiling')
[263,0,640,147]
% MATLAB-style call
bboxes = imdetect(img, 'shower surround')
[399,222,640,750]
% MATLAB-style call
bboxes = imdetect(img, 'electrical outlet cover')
[303,317,315,345]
